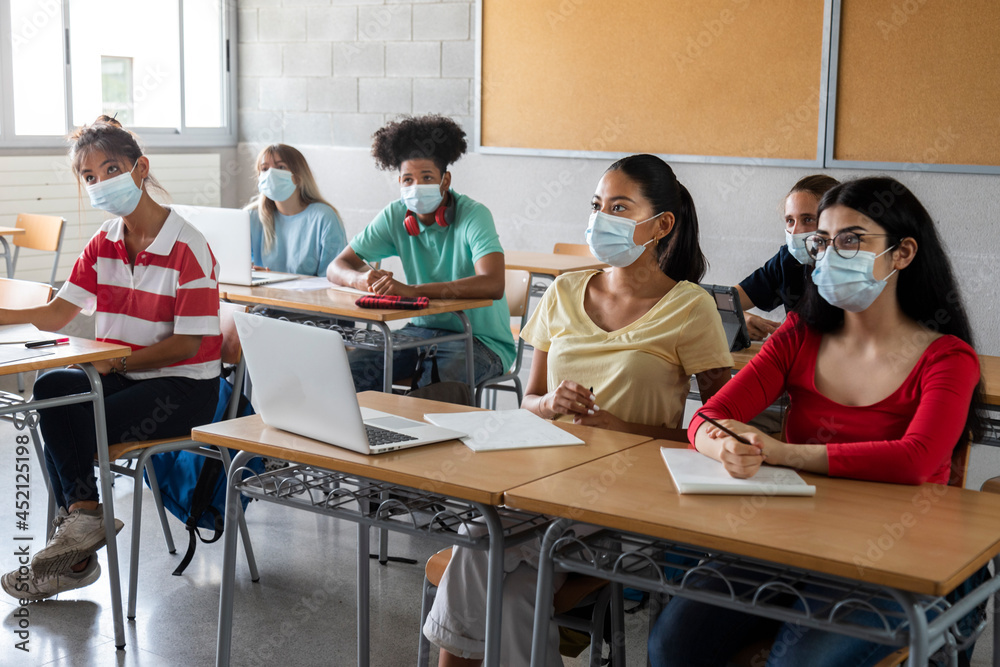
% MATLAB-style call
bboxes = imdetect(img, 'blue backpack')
[143,375,264,575]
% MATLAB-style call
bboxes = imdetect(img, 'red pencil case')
[355,295,430,310]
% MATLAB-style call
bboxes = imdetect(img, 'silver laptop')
[234,312,467,454]
[172,205,298,286]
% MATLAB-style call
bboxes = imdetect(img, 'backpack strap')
[408,344,441,391]
[171,457,226,576]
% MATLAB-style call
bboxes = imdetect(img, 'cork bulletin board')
[479,0,828,163]
[832,0,1000,167]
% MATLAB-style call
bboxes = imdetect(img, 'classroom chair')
[417,546,626,667]
[476,269,531,408]
[99,301,259,619]
[0,279,55,533]
[8,214,63,393]
[725,437,973,667]
[11,213,65,286]
[530,243,593,297]
[553,242,592,257]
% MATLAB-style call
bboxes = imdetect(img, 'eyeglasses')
[805,231,895,260]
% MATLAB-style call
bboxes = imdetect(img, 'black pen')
[695,412,752,445]
[25,337,70,348]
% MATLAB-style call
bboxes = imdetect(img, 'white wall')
[235,0,1000,354]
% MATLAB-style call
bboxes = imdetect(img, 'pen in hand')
[696,412,754,446]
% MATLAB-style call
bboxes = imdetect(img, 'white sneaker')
[1,557,101,602]
[31,506,124,577]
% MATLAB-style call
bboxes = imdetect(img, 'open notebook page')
[424,409,584,452]
[660,448,816,496]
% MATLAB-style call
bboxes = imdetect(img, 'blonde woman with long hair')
[247,144,346,276]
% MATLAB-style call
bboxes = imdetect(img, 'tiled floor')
[1,346,998,665]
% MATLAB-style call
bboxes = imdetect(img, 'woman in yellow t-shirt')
[423,154,734,667]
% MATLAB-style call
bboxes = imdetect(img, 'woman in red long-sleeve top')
[650,176,986,667]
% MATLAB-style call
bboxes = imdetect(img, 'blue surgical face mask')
[400,184,445,215]
[811,246,897,312]
[785,229,814,265]
[258,168,297,203]
[585,211,660,268]
[86,160,143,217]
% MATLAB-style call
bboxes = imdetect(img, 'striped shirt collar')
[103,207,184,256]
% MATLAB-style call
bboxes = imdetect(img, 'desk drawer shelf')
[545,527,994,661]
[233,463,550,548]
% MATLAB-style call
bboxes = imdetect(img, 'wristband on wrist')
[120,356,127,375]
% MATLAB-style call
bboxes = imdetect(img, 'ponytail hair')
[67,114,167,198]
[605,154,707,282]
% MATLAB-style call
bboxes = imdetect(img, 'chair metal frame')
[475,269,532,408]
[92,301,258,619]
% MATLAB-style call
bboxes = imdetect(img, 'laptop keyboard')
[365,424,418,447]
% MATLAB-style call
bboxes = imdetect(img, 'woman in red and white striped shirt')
[0,117,222,602]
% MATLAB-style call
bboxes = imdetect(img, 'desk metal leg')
[0,236,12,278]
[375,322,394,394]
[475,503,507,667]
[993,555,1000,667]
[373,321,395,562]
[216,450,254,667]
[357,505,371,667]
[81,364,126,650]
[530,518,572,667]
[887,589,928,667]
[455,311,476,405]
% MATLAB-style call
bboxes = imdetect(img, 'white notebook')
[660,448,816,496]
[424,409,585,452]
[0,323,44,344]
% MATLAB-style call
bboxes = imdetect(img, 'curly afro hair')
[371,115,467,173]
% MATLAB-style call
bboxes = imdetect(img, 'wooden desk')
[0,226,26,278]
[1,337,131,649]
[731,341,762,371]
[981,354,1000,406]
[221,282,493,397]
[506,440,1000,665]
[193,392,650,667]
[504,250,606,278]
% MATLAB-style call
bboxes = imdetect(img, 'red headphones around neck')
[404,204,449,236]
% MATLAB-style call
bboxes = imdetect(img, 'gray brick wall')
[237,0,475,148]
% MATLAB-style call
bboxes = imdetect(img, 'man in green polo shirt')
[327,115,515,393]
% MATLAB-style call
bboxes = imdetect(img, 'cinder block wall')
[233,0,1000,355]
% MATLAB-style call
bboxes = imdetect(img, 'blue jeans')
[647,566,900,667]
[349,324,504,393]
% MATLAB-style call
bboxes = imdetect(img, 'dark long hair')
[605,154,707,283]
[68,115,167,197]
[796,176,985,442]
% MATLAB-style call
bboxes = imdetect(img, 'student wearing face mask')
[735,175,840,340]
[423,154,734,667]
[247,144,346,277]
[0,117,221,601]
[326,115,514,391]
[648,177,986,667]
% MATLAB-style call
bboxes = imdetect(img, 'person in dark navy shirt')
[736,175,839,340]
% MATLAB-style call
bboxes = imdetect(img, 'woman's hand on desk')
[745,313,780,341]
[538,380,597,420]
[572,407,628,432]
[697,419,772,478]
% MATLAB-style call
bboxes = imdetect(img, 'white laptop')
[233,312,467,454]
[172,204,298,286]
